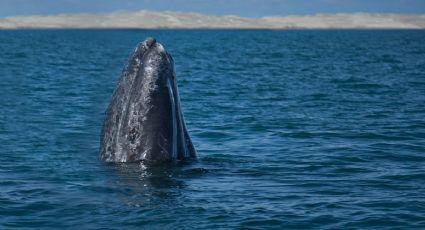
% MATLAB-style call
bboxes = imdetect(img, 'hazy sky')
[1,0,425,17]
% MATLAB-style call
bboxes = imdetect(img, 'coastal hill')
[1,10,424,29]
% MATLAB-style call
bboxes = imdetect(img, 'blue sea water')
[0,29,425,229]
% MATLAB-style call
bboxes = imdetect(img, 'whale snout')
[134,37,159,57]
[144,37,157,48]
[136,37,167,57]
[141,38,173,73]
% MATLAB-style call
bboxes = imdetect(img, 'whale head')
[132,37,175,86]
[100,37,196,164]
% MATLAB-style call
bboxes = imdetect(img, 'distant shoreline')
[1,10,424,29]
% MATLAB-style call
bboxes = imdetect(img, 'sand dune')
[1,10,424,29]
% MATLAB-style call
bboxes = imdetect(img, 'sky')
[0,0,425,18]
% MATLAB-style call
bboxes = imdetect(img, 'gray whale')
[100,37,196,163]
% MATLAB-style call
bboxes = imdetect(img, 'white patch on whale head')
[157,43,165,53]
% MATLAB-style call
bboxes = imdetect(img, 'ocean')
[0,29,424,229]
